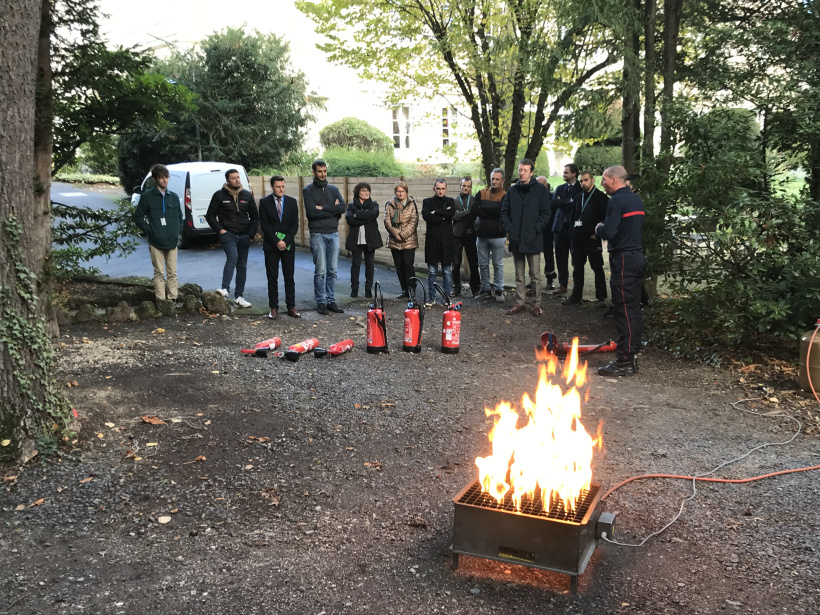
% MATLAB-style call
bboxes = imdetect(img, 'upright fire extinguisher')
[403,276,426,353]
[366,281,389,354]
[434,282,462,354]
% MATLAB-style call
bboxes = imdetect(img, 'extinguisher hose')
[408,276,426,331]
[577,341,613,357]
[433,282,449,307]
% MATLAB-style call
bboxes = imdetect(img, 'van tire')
[178,231,192,249]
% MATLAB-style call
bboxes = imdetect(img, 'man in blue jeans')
[205,169,258,308]
[469,168,507,302]
[303,160,346,315]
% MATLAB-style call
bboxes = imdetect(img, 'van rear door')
[188,169,232,231]
[188,167,251,231]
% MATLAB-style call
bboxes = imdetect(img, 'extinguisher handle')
[408,276,427,308]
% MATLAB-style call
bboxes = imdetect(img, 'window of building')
[442,106,456,147]
[392,106,411,149]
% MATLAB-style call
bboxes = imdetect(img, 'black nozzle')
[313,348,328,358]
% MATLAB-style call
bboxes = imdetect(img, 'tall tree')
[1,0,72,462]
[298,0,618,183]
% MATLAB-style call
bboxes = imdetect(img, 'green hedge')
[321,148,403,177]
[573,145,623,176]
[54,172,121,185]
[320,118,393,153]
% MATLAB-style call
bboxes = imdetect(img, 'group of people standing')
[135,158,645,377]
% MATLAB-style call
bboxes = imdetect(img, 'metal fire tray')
[452,480,603,592]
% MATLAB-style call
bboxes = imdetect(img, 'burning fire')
[475,338,600,513]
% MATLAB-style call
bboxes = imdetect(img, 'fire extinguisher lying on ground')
[434,283,462,354]
[314,339,354,358]
[540,331,616,357]
[240,336,282,358]
[367,281,389,354]
[276,338,319,362]
[403,277,426,353]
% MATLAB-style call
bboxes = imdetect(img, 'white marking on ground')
[58,192,88,197]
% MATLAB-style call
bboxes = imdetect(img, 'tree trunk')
[35,0,57,337]
[643,0,658,165]
[622,0,642,174]
[0,0,69,462]
[659,0,683,172]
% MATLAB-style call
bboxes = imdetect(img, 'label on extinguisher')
[404,319,412,344]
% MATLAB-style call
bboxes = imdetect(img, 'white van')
[132,162,253,248]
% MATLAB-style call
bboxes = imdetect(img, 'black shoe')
[598,359,638,377]
[365,289,373,298]
[317,303,329,315]
[351,289,358,298]
[603,305,614,318]
[545,280,555,291]
[328,302,345,313]
[544,272,556,291]
[453,288,462,296]
[561,295,582,306]
[397,291,409,299]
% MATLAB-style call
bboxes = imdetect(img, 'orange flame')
[475,338,599,512]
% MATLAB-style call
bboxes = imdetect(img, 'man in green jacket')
[133,164,184,302]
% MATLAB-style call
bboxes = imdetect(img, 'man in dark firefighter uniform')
[595,165,646,376]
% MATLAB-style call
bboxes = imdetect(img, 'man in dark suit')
[259,176,300,319]
[550,163,583,294]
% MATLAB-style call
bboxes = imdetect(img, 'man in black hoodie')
[205,169,258,308]
[501,159,552,317]
[303,160,346,315]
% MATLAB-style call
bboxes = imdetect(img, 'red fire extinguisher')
[367,281,389,354]
[403,276,426,353]
[276,338,319,362]
[240,336,282,358]
[314,339,355,358]
[434,282,462,354]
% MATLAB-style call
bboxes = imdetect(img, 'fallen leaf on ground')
[28,498,45,508]
[123,449,135,459]
[157,516,172,524]
[364,461,383,471]
[245,464,254,470]
[141,415,166,425]
[3,475,18,482]
[105,422,115,428]
[192,342,201,346]
[15,504,25,511]
[152,328,165,334]
[146,443,158,447]
[0,439,10,447]
[79,476,94,484]
[248,436,271,442]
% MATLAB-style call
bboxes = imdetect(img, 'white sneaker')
[215,288,228,298]
[235,296,251,308]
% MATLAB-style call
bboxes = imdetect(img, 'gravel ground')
[1,290,819,615]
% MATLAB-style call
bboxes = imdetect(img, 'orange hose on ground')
[602,465,820,501]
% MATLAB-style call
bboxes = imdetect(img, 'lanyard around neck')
[580,188,595,213]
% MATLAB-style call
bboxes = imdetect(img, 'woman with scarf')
[345,182,383,298]
[384,180,419,299]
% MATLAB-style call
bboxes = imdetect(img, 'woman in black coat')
[345,182,384,298]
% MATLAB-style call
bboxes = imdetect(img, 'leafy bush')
[647,107,820,360]
[53,172,121,185]
[51,198,139,279]
[573,145,622,175]
[320,118,393,153]
[77,135,119,175]
[321,148,403,177]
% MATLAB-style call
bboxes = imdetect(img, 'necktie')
[277,198,282,220]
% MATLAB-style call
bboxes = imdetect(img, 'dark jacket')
[422,195,456,264]
[452,193,476,238]
[470,188,507,238]
[258,194,298,252]
[595,187,645,254]
[133,186,183,250]
[303,180,346,234]
[345,198,384,252]
[501,178,551,254]
[571,187,608,251]
[551,181,583,234]
[205,186,258,237]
